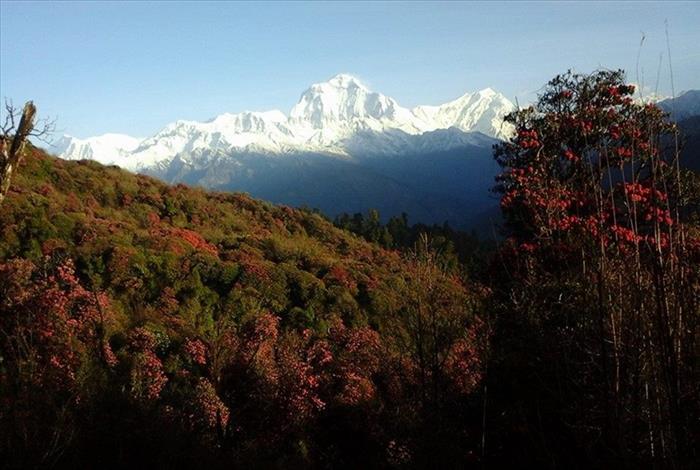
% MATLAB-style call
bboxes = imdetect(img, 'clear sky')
[1,1,699,139]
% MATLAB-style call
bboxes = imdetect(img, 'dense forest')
[1,70,698,468]
[333,210,494,276]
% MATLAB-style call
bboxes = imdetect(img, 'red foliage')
[120,193,134,206]
[145,209,219,257]
[326,320,381,406]
[38,182,54,196]
[41,238,68,256]
[65,192,82,212]
[128,328,167,400]
[325,265,357,291]
[184,337,207,366]
[0,257,116,395]
[276,336,326,420]
[233,250,270,281]
[170,227,219,257]
[235,311,280,378]
[495,70,679,256]
[444,319,484,395]
[192,378,230,429]
[158,286,180,316]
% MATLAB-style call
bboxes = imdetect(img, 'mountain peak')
[208,110,287,124]
[290,74,397,126]
[322,73,367,90]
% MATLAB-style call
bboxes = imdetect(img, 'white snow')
[51,133,143,167]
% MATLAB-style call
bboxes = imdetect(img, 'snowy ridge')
[54,74,516,171]
[52,133,142,167]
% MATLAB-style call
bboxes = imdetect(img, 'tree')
[0,100,54,205]
[380,234,485,465]
[490,70,699,466]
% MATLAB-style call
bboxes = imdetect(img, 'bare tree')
[0,100,55,205]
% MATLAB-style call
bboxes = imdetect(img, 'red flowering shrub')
[0,257,116,391]
[325,265,357,291]
[146,209,218,257]
[184,337,208,366]
[492,70,698,463]
[158,286,180,316]
[170,227,219,257]
[443,318,484,395]
[327,321,381,406]
[128,328,168,401]
[191,378,230,430]
[275,333,326,421]
[147,211,161,227]
[231,249,270,281]
[494,70,678,256]
[0,256,119,465]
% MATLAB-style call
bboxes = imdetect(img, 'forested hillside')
[0,146,486,468]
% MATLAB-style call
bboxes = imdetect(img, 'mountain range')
[51,75,699,231]
[51,74,515,230]
[54,74,513,168]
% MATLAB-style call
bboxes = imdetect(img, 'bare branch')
[29,116,57,144]
[1,99,17,135]
[1,98,56,145]
[1,100,55,205]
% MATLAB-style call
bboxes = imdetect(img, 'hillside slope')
[1,146,422,304]
[0,147,485,468]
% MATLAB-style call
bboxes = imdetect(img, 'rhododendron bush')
[490,70,700,466]
[0,255,117,466]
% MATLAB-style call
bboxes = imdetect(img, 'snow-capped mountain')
[288,74,426,137]
[52,133,143,167]
[53,74,515,171]
[412,87,514,137]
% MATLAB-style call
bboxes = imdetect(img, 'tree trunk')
[0,101,36,205]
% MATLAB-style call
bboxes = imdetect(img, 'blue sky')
[1,1,699,138]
